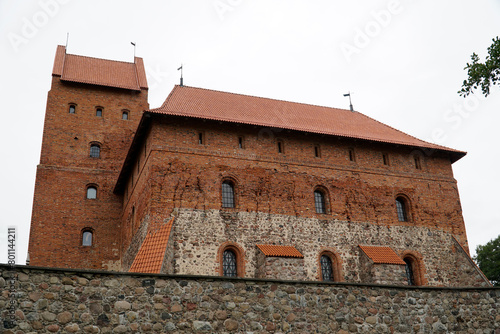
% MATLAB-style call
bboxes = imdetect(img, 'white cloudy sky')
[0,0,499,265]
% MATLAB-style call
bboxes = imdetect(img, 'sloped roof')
[52,45,148,91]
[148,85,465,160]
[256,244,304,258]
[129,218,174,274]
[359,245,406,265]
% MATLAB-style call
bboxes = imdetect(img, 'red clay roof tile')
[129,218,174,273]
[52,45,147,91]
[359,245,406,265]
[256,244,304,258]
[149,85,465,161]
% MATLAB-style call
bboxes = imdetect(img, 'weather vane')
[343,92,354,112]
[178,64,183,86]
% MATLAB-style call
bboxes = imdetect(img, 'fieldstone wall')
[255,254,306,281]
[170,208,489,287]
[1,264,499,334]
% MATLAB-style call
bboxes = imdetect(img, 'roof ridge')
[164,85,353,113]
[65,51,139,65]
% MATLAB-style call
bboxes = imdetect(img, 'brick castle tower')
[28,46,148,270]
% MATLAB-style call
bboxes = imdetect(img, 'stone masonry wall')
[1,265,499,333]
[256,255,306,281]
[170,209,488,287]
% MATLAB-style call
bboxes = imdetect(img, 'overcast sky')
[1,0,499,265]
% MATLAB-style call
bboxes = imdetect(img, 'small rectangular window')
[414,156,422,170]
[198,132,204,145]
[349,149,356,162]
[383,153,390,166]
[69,105,76,114]
[314,145,321,158]
[96,108,103,117]
[238,136,244,149]
[277,141,283,154]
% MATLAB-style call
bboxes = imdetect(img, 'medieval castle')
[27,45,490,287]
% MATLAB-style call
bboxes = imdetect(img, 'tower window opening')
[82,230,93,246]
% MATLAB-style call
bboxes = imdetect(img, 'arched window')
[218,242,245,278]
[223,249,237,277]
[320,255,333,281]
[69,104,76,114]
[314,188,327,214]
[122,110,129,120]
[396,196,408,222]
[222,180,235,208]
[401,251,426,286]
[95,107,103,117]
[318,250,342,282]
[90,143,100,158]
[82,229,93,246]
[404,258,415,285]
[86,186,97,199]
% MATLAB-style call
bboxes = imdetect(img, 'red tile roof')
[256,244,304,258]
[148,85,465,161]
[359,245,406,265]
[52,45,148,91]
[129,218,174,273]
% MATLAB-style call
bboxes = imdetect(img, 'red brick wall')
[28,77,148,269]
[124,116,466,243]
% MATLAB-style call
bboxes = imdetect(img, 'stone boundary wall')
[1,264,499,334]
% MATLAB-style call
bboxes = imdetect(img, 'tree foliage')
[473,234,500,286]
[459,37,500,97]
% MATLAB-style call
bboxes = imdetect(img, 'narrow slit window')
[349,149,356,162]
[314,145,321,158]
[238,137,243,149]
[198,132,204,145]
[383,153,390,166]
[414,156,422,170]
[277,141,283,154]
